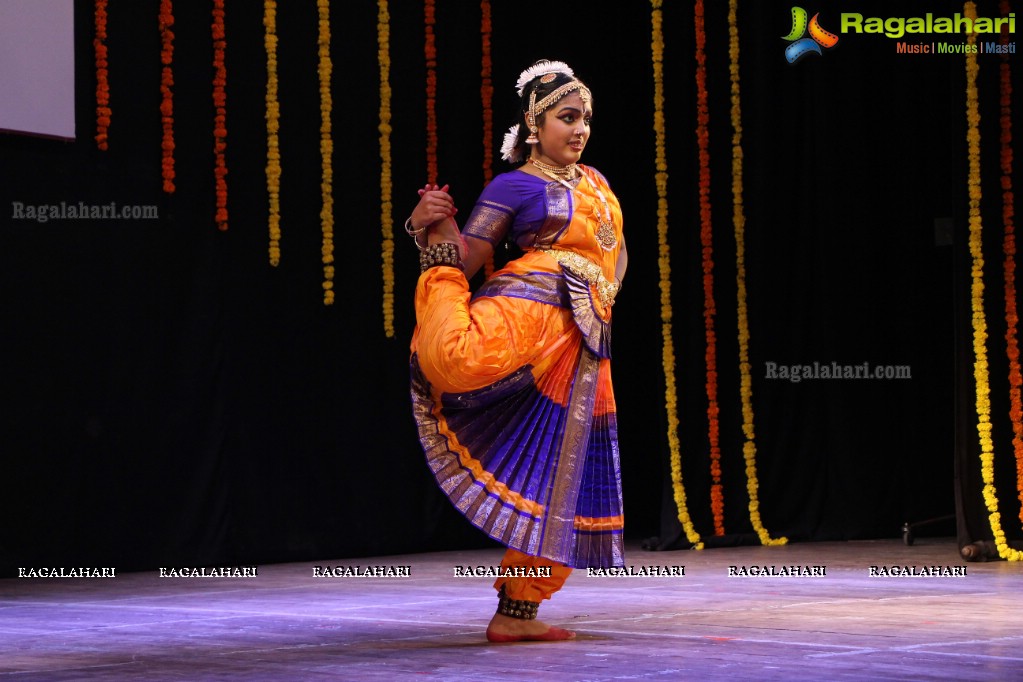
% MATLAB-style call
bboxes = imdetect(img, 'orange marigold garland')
[964,0,1022,562]
[424,0,438,185]
[379,0,395,337]
[212,0,228,231]
[318,0,335,305]
[652,0,703,550]
[694,0,725,536]
[729,0,785,546]
[265,0,281,265]
[998,0,1023,522]
[94,0,110,150]
[159,0,175,193]
[997,0,1023,525]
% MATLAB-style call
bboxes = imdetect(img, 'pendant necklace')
[528,158,618,251]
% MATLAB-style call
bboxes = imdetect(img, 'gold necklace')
[528,157,577,179]
[531,162,618,252]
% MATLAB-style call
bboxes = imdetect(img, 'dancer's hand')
[410,183,458,232]
[426,216,467,260]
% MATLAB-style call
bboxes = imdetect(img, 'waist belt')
[537,248,619,309]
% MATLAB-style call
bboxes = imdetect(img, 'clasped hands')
[408,184,465,258]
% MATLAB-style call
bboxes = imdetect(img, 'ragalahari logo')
[783,7,839,63]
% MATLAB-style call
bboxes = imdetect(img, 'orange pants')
[493,548,573,603]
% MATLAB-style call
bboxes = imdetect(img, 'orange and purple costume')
[411,165,625,601]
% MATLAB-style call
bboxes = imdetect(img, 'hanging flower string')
[212,0,228,231]
[729,0,785,546]
[964,0,1022,562]
[159,0,175,193]
[480,0,493,187]
[997,0,1023,526]
[424,0,438,185]
[694,0,725,537]
[379,0,395,337]
[94,0,110,150]
[318,0,334,305]
[481,0,495,278]
[652,0,703,550]
[265,0,281,265]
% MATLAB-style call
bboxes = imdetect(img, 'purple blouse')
[460,170,580,250]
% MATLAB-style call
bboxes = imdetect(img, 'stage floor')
[1,538,1021,681]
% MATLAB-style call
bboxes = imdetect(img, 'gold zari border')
[538,248,618,309]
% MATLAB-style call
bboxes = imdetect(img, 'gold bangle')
[405,217,429,251]
[413,231,428,252]
[404,216,425,235]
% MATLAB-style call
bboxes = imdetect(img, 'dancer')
[408,59,627,642]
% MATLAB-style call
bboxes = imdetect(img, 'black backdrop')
[2,0,1020,577]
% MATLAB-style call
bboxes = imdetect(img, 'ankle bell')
[496,586,539,620]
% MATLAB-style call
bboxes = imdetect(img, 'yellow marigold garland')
[212,0,228,231]
[159,0,175,193]
[694,0,725,537]
[265,0,281,266]
[94,0,110,151]
[652,0,703,550]
[964,0,1022,561]
[379,0,395,337]
[729,0,786,546]
[998,0,1023,526]
[318,0,335,305]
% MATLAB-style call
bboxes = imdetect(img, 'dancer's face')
[535,92,592,167]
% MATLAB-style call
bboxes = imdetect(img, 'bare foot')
[485,613,576,643]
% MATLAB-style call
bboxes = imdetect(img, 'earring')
[525,91,539,145]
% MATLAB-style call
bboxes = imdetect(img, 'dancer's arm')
[410,184,494,280]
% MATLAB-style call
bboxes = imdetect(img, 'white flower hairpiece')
[500,124,522,163]
[515,59,574,97]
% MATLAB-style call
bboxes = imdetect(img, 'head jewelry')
[500,60,591,163]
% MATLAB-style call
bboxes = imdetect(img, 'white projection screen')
[0,0,75,139]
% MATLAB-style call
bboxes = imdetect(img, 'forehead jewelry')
[533,81,590,117]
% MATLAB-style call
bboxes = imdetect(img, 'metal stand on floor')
[900,220,957,549]
[901,514,955,546]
